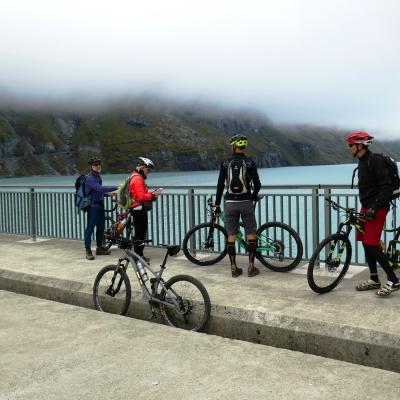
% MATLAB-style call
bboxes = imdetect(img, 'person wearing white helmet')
[346,131,399,296]
[129,157,162,262]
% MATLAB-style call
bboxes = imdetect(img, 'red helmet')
[345,131,374,146]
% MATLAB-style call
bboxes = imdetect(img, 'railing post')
[187,188,195,250]
[311,187,319,253]
[29,188,37,241]
[324,188,332,238]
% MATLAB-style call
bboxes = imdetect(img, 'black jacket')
[215,153,261,205]
[357,150,393,209]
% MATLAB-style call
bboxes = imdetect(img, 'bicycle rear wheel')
[307,233,352,294]
[256,222,303,272]
[159,274,211,332]
[182,222,227,266]
[93,265,131,315]
[103,216,116,250]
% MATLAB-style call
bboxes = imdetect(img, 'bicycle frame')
[115,244,184,310]
[212,208,281,254]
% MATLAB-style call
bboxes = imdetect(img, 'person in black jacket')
[346,131,399,296]
[215,134,261,278]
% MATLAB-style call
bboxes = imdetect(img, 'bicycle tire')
[307,233,352,294]
[103,216,116,251]
[93,264,131,315]
[182,222,228,266]
[159,274,211,332]
[256,222,303,272]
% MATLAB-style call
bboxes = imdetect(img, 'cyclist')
[129,157,162,263]
[214,134,261,277]
[84,157,117,260]
[346,131,399,296]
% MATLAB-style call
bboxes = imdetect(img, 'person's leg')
[225,202,242,277]
[362,243,379,283]
[362,208,399,296]
[242,200,259,277]
[96,208,106,247]
[133,209,148,257]
[84,209,96,259]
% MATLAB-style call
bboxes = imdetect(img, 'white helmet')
[137,157,154,169]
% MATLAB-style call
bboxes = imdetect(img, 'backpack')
[371,154,400,200]
[117,175,134,209]
[227,159,249,195]
[75,174,91,212]
[351,154,400,200]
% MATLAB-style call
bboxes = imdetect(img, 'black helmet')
[137,157,154,169]
[88,157,101,165]
[229,134,248,147]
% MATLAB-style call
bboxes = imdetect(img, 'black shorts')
[224,200,257,236]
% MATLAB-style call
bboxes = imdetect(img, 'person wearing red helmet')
[346,132,399,296]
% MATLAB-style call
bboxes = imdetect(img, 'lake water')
[0,163,363,187]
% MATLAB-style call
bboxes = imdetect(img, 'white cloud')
[1,0,400,137]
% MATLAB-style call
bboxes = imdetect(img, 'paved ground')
[1,234,399,334]
[1,290,400,400]
[1,233,400,374]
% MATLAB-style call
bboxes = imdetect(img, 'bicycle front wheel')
[256,222,303,272]
[307,233,352,294]
[182,222,228,266]
[93,265,131,315]
[159,275,211,332]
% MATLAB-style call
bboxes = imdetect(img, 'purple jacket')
[85,172,117,209]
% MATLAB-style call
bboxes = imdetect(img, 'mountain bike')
[103,201,130,250]
[93,238,211,332]
[307,198,400,294]
[182,196,303,272]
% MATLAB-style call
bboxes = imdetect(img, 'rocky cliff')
[0,105,399,177]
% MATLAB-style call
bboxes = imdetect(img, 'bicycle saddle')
[161,244,181,256]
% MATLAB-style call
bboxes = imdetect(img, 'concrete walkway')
[0,234,400,373]
[1,291,400,400]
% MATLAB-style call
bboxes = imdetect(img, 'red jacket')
[129,171,153,208]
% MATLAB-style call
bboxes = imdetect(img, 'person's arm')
[249,161,261,201]
[86,177,116,196]
[371,155,393,209]
[215,162,226,207]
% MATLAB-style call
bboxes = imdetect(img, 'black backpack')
[75,174,91,212]
[227,159,249,195]
[351,154,400,200]
[375,155,400,200]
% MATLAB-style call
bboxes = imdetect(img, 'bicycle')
[182,196,303,272]
[93,238,211,332]
[307,197,400,294]
[103,201,130,250]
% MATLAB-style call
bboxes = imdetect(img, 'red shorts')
[356,207,388,246]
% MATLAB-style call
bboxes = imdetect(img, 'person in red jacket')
[129,157,162,262]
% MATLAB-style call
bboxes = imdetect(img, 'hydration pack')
[75,174,91,212]
[117,175,134,209]
[227,159,248,195]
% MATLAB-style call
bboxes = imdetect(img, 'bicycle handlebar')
[325,197,366,218]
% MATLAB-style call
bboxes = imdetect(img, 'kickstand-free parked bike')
[307,197,400,294]
[182,196,303,272]
[93,238,211,332]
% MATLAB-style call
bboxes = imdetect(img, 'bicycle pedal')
[149,310,157,320]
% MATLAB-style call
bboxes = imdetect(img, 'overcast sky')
[1,0,399,138]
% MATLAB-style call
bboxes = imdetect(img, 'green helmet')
[229,134,248,148]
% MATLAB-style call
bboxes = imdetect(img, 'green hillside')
[0,104,399,177]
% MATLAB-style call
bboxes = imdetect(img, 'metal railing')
[1,184,399,264]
